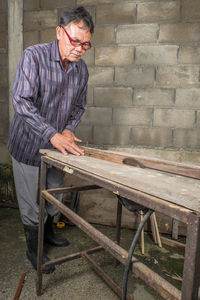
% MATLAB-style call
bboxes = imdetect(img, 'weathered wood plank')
[81,147,200,179]
[40,149,200,213]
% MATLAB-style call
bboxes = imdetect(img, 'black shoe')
[44,215,70,247]
[24,225,55,274]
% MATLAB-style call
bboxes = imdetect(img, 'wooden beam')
[81,147,200,179]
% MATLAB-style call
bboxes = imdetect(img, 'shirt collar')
[51,40,78,70]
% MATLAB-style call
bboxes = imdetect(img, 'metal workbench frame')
[36,155,200,300]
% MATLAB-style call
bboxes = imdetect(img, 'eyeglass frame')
[60,25,92,50]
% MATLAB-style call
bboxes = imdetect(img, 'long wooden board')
[81,146,200,179]
[40,149,200,213]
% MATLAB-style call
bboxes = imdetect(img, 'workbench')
[36,147,200,300]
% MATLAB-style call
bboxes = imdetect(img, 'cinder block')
[0,86,8,102]
[94,87,132,107]
[93,125,131,145]
[75,124,93,144]
[86,86,93,106]
[88,67,114,86]
[131,128,172,147]
[24,31,39,49]
[173,129,200,148]
[157,66,199,87]
[0,31,6,49]
[182,0,200,19]
[0,102,8,136]
[23,0,40,10]
[175,89,200,108]
[117,24,158,44]
[134,88,174,106]
[115,66,154,87]
[91,25,115,46]
[24,10,57,31]
[41,0,75,9]
[81,107,112,125]
[0,0,7,11]
[83,47,94,66]
[135,46,178,65]
[77,0,113,4]
[0,12,7,29]
[113,107,152,126]
[95,46,134,66]
[138,1,180,23]
[0,53,7,66]
[197,112,200,128]
[96,3,136,24]
[154,109,195,128]
[159,23,200,43]
[178,46,200,64]
[40,28,56,44]
[0,67,7,87]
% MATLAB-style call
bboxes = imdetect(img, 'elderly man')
[8,6,94,273]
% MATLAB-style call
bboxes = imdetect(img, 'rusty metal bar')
[13,273,26,300]
[47,184,101,194]
[83,252,133,300]
[42,190,181,300]
[116,199,122,245]
[181,216,200,300]
[44,245,103,267]
[36,160,46,297]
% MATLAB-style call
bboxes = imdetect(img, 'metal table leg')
[116,199,122,245]
[181,215,200,300]
[36,160,47,296]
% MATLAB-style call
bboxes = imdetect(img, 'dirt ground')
[0,208,187,300]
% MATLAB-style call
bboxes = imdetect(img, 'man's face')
[56,21,91,63]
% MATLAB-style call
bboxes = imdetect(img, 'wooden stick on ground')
[150,213,158,244]
[152,213,162,248]
[140,210,145,254]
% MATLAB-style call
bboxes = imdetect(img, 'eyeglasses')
[61,26,91,50]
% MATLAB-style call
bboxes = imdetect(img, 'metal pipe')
[122,209,153,300]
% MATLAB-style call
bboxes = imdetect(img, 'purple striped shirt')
[8,40,88,166]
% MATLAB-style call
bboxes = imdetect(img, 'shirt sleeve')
[12,49,57,143]
[64,65,88,133]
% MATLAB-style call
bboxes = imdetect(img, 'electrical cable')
[122,209,154,300]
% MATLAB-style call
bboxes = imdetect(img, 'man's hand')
[50,130,84,156]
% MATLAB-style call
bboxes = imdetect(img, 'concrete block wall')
[1,0,200,164]
[21,0,200,152]
[76,0,200,151]
[0,0,9,162]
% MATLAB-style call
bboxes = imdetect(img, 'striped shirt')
[8,40,88,166]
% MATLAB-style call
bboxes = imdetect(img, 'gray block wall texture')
[1,0,200,156]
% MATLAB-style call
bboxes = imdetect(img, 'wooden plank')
[40,150,200,213]
[81,146,200,179]
[160,236,185,249]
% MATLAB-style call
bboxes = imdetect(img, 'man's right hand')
[50,132,84,156]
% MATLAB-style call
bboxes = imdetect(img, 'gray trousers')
[12,157,64,226]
